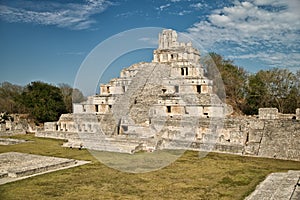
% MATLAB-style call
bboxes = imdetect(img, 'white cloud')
[0,0,112,30]
[156,4,171,11]
[252,0,285,6]
[187,0,300,69]
[115,10,144,18]
[178,10,192,16]
[190,3,203,9]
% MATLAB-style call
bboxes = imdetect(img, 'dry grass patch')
[0,134,299,200]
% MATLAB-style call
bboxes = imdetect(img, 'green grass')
[0,134,300,200]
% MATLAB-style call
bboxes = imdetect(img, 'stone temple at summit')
[73,29,226,118]
[38,29,300,162]
[40,29,229,153]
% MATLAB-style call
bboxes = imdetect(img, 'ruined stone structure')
[0,152,89,185]
[0,113,32,136]
[37,29,300,161]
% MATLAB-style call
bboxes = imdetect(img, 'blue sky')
[0,0,299,95]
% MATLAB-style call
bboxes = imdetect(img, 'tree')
[243,72,268,115]
[282,69,300,113]
[244,68,299,114]
[204,52,248,114]
[59,83,86,113]
[72,88,86,103]
[203,53,226,100]
[19,81,67,123]
[0,82,25,113]
[59,83,73,113]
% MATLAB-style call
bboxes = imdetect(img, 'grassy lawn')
[0,134,299,200]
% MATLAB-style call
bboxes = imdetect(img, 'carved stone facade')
[38,29,300,161]
[72,29,216,118]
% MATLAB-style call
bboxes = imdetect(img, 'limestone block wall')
[259,108,278,119]
[73,104,83,113]
[0,123,6,131]
[0,114,30,134]
[36,131,79,140]
[37,28,300,160]
[39,113,300,161]
[296,108,300,120]
[44,122,56,132]
[215,117,300,161]
[257,120,300,160]
[155,115,300,161]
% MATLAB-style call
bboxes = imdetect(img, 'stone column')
[296,108,300,120]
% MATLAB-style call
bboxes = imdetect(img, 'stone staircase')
[245,170,300,200]
[63,132,157,154]
[112,63,158,124]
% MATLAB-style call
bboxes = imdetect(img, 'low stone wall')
[35,131,79,140]
[0,130,27,136]
[37,116,300,161]
[259,108,278,119]
[215,117,300,161]
[0,138,28,145]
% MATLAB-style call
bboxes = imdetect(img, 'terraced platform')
[0,138,28,145]
[245,170,300,200]
[0,152,90,185]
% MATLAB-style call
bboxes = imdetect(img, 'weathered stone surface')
[38,114,300,161]
[38,29,300,161]
[296,108,300,120]
[0,113,32,135]
[245,170,300,200]
[259,108,278,119]
[0,138,28,145]
[0,152,89,185]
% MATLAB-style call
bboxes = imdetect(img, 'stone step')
[0,138,28,145]
[0,152,78,178]
[245,170,300,200]
[8,160,77,178]
[63,138,143,153]
[63,134,159,154]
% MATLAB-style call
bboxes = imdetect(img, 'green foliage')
[203,52,226,100]
[0,81,86,121]
[244,69,300,114]
[0,82,25,113]
[205,53,248,114]
[205,53,299,115]
[243,74,266,115]
[59,83,73,113]
[59,83,86,113]
[0,54,298,117]
[19,81,67,123]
